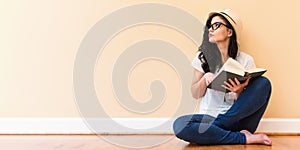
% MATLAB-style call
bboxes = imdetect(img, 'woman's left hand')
[222,77,250,95]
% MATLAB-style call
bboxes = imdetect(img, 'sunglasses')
[209,22,231,30]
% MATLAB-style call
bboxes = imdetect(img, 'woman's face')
[208,16,232,44]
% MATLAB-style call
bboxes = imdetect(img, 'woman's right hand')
[203,72,215,86]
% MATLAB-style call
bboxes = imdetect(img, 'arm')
[191,69,214,99]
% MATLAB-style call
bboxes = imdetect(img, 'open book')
[207,58,267,92]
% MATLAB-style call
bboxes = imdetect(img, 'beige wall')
[0,0,299,118]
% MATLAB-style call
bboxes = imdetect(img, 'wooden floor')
[0,135,299,150]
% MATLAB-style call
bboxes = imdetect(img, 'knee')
[253,76,272,101]
[260,76,271,87]
[173,115,191,138]
[254,76,272,93]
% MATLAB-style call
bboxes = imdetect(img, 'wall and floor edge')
[0,118,299,134]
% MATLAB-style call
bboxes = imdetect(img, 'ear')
[227,29,233,37]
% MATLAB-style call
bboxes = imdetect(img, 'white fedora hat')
[208,9,243,45]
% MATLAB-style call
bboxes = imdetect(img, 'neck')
[217,41,230,63]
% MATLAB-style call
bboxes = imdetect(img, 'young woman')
[173,9,272,145]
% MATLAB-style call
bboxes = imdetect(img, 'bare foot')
[240,130,272,146]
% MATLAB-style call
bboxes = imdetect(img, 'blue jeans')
[173,76,272,145]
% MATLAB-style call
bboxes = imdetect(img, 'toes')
[263,135,272,146]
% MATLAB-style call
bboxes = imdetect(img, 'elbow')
[191,91,203,99]
[192,94,200,99]
[191,84,206,99]
[191,88,199,99]
[192,90,205,99]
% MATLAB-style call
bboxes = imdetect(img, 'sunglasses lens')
[212,22,221,30]
[210,22,223,30]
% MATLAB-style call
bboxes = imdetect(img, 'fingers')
[223,78,243,92]
[223,80,232,88]
[229,78,236,87]
[240,77,250,89]
[234,78,241,85]
[244,77,251,86]
[226,78,239,87]
[221,85,229,90]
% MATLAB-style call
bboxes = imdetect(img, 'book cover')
[207,58,267,92]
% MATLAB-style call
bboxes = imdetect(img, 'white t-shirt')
[191,51,256,117]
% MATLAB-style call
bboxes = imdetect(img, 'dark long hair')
[198,14,238,73]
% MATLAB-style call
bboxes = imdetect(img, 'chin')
[209,39,216,43]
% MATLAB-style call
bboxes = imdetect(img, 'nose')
[208,27,214,32]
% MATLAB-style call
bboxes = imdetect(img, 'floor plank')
[0,135,299,150]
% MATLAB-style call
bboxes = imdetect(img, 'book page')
[222,58,245,76]
[247,68,267,74]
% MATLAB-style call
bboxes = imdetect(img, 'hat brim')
[207,10,240,45]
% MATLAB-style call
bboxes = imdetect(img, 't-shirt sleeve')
[244,55,256,70]
[191,51,205,73]
[237,52,256,70]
